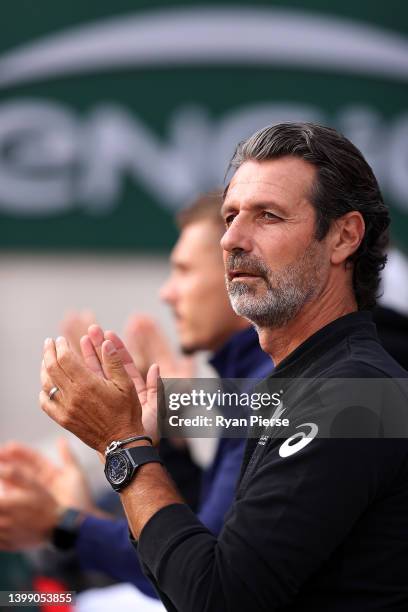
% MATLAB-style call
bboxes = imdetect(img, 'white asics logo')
[279,423,319,458]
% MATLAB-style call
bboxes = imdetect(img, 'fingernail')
[105,341,117,355]
[44,337,52,347]
[56,336,64,345]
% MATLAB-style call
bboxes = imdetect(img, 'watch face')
[105,452,130,486]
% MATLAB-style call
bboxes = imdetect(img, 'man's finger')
[143,364,160,443]
[39,390,67,430]
[104,331,147,399]
[43,338,70,389]
[0,442,41,469]
[101,340,133,389]
[40,359,65,407]
[88,324,105,359]
[0,442,57,487]
[88,324,109,377]
[0,463,31,490]
[41,359,58,394]
[146,363,159,415]
[80,335,104,378]
[55,336,89,382]
[105,331,144,378]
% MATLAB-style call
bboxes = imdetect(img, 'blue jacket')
[76,326,272,596]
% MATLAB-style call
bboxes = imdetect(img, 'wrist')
[51,506,87,550]
[122,440,152,450]
[102,439,152,463]
[104,434,153,456]
[43,502,64,542]
[98,427,145,454]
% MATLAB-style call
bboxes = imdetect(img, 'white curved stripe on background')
[0,7,407,88]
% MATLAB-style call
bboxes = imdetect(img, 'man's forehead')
[171,221,223,263]
[225,157,316,205]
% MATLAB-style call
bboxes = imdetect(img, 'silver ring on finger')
[48,386,60,401]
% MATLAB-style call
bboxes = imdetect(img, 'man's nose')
[159,279,177,305]
[220,218,253,253]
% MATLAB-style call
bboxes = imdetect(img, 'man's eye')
[262,211,279,221]
[225,214,236,227]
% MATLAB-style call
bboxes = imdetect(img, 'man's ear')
[330,212,365,266]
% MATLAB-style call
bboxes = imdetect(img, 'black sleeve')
[136,437,405,612]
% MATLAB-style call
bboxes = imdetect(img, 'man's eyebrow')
[220,202,235,217]
[221,200,288,217]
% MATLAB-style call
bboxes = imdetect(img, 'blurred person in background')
[0,192,273,608]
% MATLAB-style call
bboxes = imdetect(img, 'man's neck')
[257,293,358,367]
[210,319,251,353]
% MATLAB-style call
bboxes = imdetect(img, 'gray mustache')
[226,253,268,277]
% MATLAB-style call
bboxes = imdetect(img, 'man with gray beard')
[226,241,322,329]
[39,122,408,611]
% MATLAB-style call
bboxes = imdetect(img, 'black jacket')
[135,312,408,611]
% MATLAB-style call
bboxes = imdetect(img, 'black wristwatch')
[52,508,85,550]
[104,445,162,492]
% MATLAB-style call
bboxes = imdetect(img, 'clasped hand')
[39,325,160,453]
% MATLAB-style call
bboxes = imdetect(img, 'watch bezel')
[104,450,133,491]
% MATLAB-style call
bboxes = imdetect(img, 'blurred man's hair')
[176,191,224,233]
[228,122,390,310]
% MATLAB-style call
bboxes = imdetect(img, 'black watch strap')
[52,508,85,550]
[126,445,162,467]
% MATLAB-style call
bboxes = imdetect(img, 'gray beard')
[226,242,323,329]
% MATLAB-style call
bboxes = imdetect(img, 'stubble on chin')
[226,241,324,329]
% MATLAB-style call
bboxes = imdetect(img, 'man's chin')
[227,282,265,304]
[228,294,273,325]
[228,295,255,318]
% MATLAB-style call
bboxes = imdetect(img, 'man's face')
[160,220,243,353]
[221,156,330,328]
